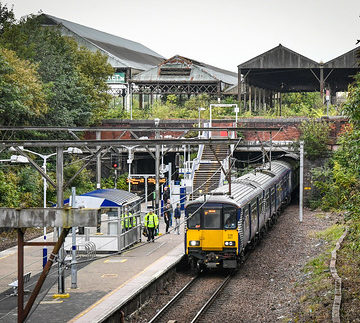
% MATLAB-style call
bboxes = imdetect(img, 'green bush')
[300,119,331,160]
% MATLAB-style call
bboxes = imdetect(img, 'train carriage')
[185,157,298,271]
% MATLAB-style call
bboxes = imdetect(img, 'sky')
[4,0,360,72]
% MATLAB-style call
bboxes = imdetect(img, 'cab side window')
[223,206,237,229]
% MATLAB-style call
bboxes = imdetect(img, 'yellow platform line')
[0,254,11,260]
[69,253,168,322]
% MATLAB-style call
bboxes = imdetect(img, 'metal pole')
[198,108,201,139]
[145,176,148,211]
[320,64,324,101]
[42,158,47,268]
[168,162,172,202]
[130,85,133,120]
[56,147,65,294]
[155,130,160,217]
[228,157,231,196]
[128,151,131,192]
[183,145,186,170]
[71,187,77,289]
[17,229,24,323]
[96,131,101,189]
[117,207,122,252]
[114,169,117,189]
[269,131,272,170]
[299,141,304,223]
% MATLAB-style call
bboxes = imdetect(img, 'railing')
[64,214,142,253]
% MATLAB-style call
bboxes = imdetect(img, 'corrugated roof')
[188,160,291,207]
[324,46,360,68]
[40,14,164,70]
[64,189,140,207]
[132,55,238,85]
[238,44,319,69]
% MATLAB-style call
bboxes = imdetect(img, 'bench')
[8,272,31,296]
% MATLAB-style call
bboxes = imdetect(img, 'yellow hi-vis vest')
[144,212,159,228]
[121,213,130,229]
[127,212,136,228]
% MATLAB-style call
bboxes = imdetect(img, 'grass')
[293,224,345,321]
[336,220,360,322]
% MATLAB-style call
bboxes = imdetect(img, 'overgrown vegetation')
[299,119,331,160]
[296,55,360,321]
[296,224,345,321]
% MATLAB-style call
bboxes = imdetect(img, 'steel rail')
[0,138,243,148]
[190,274,233,323]
[148,275,199,323]
[0,126,282,132]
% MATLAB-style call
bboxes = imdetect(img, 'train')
[184,155,299,271]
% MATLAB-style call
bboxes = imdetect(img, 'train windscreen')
[203,208,221,229]
[186,205,201,229]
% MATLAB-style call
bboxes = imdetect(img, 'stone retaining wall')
[330,228,348,323]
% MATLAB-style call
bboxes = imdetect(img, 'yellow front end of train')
[185,202,240,270]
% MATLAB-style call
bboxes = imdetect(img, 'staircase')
[191,144,229,199]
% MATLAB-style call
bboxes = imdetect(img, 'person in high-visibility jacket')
[127,212,137,229]
[121,209,134,232]
[144,209,159,242]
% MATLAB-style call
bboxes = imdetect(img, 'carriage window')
[204,208,221,229]
[223,206,237,229]
[186,206,201,229]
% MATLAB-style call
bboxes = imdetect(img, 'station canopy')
[131,55,238,95]
[64,189,140,208]
[38,14,164,71]
[238,44,360,93]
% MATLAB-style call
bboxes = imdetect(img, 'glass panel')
[204,208,221,229]
[186,205,201,229]
[223,206,237,229]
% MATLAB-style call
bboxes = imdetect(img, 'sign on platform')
[106,72,125,84]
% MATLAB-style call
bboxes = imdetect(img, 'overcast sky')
[5,0,360,72]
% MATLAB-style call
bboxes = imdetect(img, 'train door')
[265,189,271,221]
[250,199,258,239]
[242,205,250,245]
[257,197,260,232]
[258,193,265,229]
[271,186,276,215]
[201,207,222,250]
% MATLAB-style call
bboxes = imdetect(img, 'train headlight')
[224,241,235,246]
[189,240,200,246]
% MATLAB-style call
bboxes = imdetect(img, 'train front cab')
[185,202,240,270]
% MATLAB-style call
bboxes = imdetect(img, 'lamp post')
[154,118,160,218]
[198,107,205,138]
[9,146,82,267]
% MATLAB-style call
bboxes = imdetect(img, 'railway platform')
[0,221,185,322]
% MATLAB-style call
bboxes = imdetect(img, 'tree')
[299,119,331,160]
[0,48,48,128]
[0,14,113,127]
[0,2,15,35]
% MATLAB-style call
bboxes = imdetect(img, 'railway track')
[149,272,233,323]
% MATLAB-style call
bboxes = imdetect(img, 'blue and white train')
[185,156,299,270]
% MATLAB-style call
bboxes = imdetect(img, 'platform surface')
[0,219,185,322]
